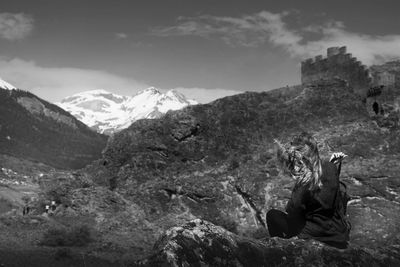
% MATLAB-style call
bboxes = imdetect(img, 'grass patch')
[40,224,93,247]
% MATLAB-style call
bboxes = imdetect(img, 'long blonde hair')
[275,132,322,191]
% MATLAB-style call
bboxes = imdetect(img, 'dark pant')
[266,209,304,238]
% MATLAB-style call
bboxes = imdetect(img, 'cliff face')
[91,79,400,258]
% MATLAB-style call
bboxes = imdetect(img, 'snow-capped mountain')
[57,88,198,135]
[0,77,16,90]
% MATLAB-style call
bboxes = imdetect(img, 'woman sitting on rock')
[267,132,350,249]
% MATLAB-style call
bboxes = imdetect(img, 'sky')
[1,0,400,103]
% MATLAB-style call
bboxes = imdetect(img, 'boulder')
[139,219,400,267]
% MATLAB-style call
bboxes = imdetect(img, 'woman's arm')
[329,152,347,176]
[285,186,307,218]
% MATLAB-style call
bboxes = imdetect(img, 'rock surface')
[82,80,400,259]
[139,219,400,267]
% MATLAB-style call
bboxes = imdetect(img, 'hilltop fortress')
[301,46,398,94]
[300,46,400,120]
[301,46,371,95]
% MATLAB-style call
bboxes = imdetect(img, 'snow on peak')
[0,77,16,90]
[65,89,116,99]
[80,89,112,95]
[166,89,187,101]
[136,87,161,96]
[57,88,198,135]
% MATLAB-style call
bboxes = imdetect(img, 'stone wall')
[370,61,400,88]
[301,46,371,95]
[366,85,400,127]
[371,71,396,87]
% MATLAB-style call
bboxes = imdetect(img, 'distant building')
[301,46,371,95]
[300,47,400,121]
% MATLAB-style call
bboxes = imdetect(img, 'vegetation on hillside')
[0,89,107,169]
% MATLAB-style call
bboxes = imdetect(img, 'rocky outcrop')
[140,219,400,266]
[86,80,400,258]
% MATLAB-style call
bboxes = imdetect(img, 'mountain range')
[57,88,198,135]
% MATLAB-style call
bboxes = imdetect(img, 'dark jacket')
[285,160,350,248]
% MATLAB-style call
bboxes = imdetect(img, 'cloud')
[0,13,33,40]
[152,11,400,65]
[115,32,128,39]
[151,12,281,47]
[0,58,150,102]
[298,24,400,65]
[0,57,238,104]
[171,87,241,104]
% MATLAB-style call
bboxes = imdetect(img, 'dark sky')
[1,0,400,102]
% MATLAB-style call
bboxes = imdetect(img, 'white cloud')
[0,58,150,102]
[152,12,277,47]
[115,32,128,39]
[298,25,400,65]
[0,57,238,104]
[171,87,241,104]
[152,11,400,65]
[0,13,33,40]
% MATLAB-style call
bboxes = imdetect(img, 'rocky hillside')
[0,87,107,169]
[57,88,197,135]
[86,79,400,259]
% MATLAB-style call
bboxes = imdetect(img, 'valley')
[0,75,400,265]
[2,2,400,266]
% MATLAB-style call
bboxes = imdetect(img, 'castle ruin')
[300,46,400,121]
[301,46,371,95]
[371,71,395,87]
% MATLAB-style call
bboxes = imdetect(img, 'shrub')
[42,184,72,206]
[41,227,68,246]
[54,247,72,260]
[41,224,93,247]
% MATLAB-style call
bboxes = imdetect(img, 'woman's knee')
[266,209,289,238]
[267,209,285,222]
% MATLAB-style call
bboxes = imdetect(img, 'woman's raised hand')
[329,152,347,163]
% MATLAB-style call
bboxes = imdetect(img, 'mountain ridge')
[57,87,198,135]
[0,81,107,169]
[0,77,17,90]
